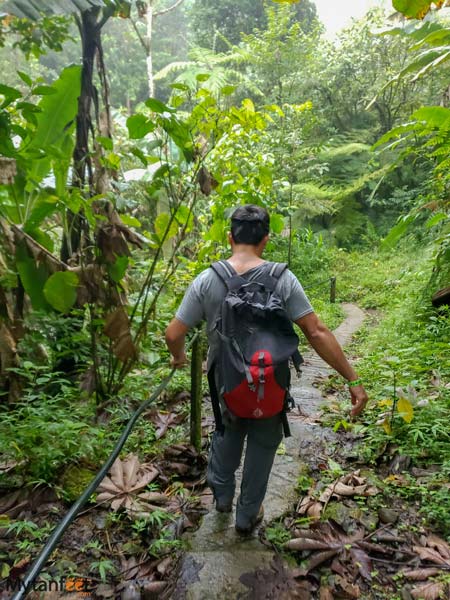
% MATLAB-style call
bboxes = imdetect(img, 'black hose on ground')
[11,333,198,600]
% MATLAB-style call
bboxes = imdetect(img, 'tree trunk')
[145,1,154,98]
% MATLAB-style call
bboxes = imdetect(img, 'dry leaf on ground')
[411,581,448,600]
[285,520,392,582]
[97,454,159,514]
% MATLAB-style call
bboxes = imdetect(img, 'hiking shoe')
[216,500,233,513]
[235,505,264,535]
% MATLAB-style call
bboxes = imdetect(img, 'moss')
[61,465,96,502]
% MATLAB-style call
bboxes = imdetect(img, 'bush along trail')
[248,249,450,600]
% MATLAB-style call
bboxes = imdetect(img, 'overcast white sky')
[313,0,391,36]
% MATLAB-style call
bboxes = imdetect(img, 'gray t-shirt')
[176,261,314,368]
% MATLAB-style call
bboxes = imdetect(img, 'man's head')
[230,204,270,246]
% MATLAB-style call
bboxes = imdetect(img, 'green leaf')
[126,114,155,139]
[397,396,414,423]
[16,240,51,312]
[381,418,392,435]
[130,146,148,167]
[145,98,175,113]
[242,98,255,113]
[43,271,79,313]
[24,194,59,230]
[270,213,285,234]
[392,0,437,19]
[120,214,141,228]
[170,82,190,91]
[426,212,448,228]
[175,205,193,231]
[154,213,178,241]
[107,255,129,283]
[161,117,193,162]
[97,136,113,151]
[381,214,416,249]
[152,164,170,181]
[27,65,81,175]
[25,228,54,253]
[33,85,57,96]
[196,73,211,82]
[1,563,10,579]
[0,84,22,109]
[412,105,450,129]
[220,85,237,96]
[207,219,226,242]
[17,71,32,87]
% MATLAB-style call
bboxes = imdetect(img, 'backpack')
[208,260,303,434]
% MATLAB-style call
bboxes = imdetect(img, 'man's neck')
[227,244,265,273]
[230,244,264,259]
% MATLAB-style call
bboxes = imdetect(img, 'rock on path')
[172,303,366,599]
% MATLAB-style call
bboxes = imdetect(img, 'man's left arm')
[295,312,368,417]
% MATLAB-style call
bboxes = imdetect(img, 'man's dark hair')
[230,204,270,245]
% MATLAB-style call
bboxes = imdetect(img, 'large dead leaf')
[285,521,386,580]
[97,454,159,514]
[103,307,136,362]
[149,410,185,440]
[96,206,143,264]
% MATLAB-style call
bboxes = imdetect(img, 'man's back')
[175,260,313,368]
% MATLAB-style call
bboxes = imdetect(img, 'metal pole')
[190,332,203,451]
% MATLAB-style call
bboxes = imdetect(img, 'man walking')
[165,204,368,534]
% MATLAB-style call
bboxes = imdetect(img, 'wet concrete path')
[173,303,366,599]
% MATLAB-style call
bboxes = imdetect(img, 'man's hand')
[350,384,368,417]
[170,351,188,369]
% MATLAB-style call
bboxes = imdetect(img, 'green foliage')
[333,249,450,467]
[0,13,72,58]
[0,377,110,482]
[189,0,318,51]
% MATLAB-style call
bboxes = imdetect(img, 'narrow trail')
[173,303,366,600]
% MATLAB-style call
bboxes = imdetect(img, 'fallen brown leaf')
[403,568,442,581]
[411,581,446,600]
[97,454,159,514]
[413,546,450,566]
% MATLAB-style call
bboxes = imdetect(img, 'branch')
[11,225,69,271]
[96,4,115,32]
[129,16,149,52]
[154,0,185,18]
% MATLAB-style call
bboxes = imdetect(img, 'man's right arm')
[165,273,205,368]
[165,318,190,368]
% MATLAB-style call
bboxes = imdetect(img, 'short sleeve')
[278,269,314,321]
[175,275,205,328]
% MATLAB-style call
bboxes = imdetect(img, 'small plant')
[265,522,291,548]
[89,558,117,582]
[296,474,314,495]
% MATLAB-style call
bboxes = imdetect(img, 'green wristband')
[348,378,362,388]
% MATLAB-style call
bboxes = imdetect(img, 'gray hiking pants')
[206,413,283,529]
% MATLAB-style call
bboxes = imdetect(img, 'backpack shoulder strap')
[260,262,288,291]
[210,260,245,291]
